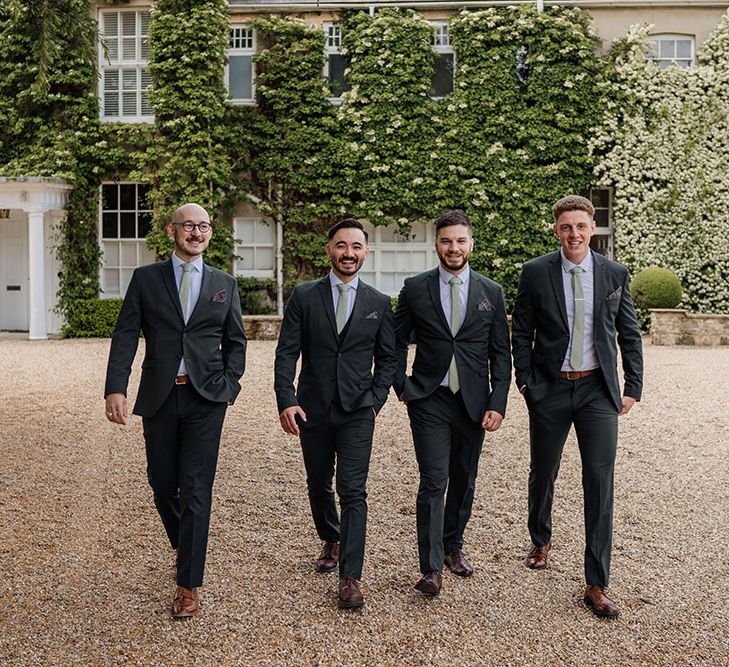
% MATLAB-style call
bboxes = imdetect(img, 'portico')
[0,177,73,339]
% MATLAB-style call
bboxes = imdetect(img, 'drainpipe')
[536,0,544,12]
[276,212,283,316]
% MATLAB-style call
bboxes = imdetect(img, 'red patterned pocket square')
[212,289,227,303]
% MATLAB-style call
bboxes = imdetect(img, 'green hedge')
[237,277,277,315]
[63,298,123,338]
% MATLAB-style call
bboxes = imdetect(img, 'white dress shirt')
[329,271,358,327]
[171,252,203,375]
[560,250,598,372]
[439,264,470,387]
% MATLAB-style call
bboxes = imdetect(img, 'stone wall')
[650,309,729,346]
[243,315,282,341]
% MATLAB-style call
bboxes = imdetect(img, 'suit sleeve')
[486,286,512,416]
[615,270,643,401]
[104,269,143,398]
[511,266,535,390]
[221,279,247,404]
[273,287,303,413]
[372,297,397,413]
[393,281,413,398]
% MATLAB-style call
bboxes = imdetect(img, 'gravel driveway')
[0,337,727,666]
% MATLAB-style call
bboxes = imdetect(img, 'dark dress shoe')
[315,541,339,573]
[444,549,474,577]
[172,586,199,618]
[525,544,550,570]
[584,585,620,618]
[338,576,364,609]
[414,570,442,596]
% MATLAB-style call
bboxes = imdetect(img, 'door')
[0,213,29,331]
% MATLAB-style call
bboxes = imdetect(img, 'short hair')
[552,195,594,221]
[328,218,368,243]
[434,209,472,234]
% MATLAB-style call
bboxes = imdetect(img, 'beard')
[438,250,470,272]
[332,255,364,276]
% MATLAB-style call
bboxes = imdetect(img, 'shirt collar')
[329,271,359,291]
[439,264,470,286]
[560,249,593,274]
[172,253,203,272]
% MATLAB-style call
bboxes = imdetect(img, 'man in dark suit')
[274,219,396,610]
[394,210,511,596]
[104,202,246,619]
[511,194,643,617]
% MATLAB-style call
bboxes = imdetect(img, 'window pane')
[103,242,119,265]
[328,54,350,97]
[590,235,610,256]
[120,243,138,265]
[121,12,136,37]
[119,184,136,210]
[237,219,255,243]
[254,221,273,243]
[659,40,675,59]
[432,53,454,97]
[102,13,118,38]
[594,209,610,228]
[381,252,398,271]
[676,40,692,59]
[120,269,134,294]
[103,268,120,295]
[590,188,610,209]
[229,55,253,100]
[138,211,152,237]
[102,212,118,238]
[139,243,155,264]
[141,69,153,115]
[102,184,118,210]
[102,38,119,62]
[137,184,151,209]
[122,36,136,61]
[238,248,255,270]
[120,212,136,238]
[255,248,274,270]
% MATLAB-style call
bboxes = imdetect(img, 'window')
[430,22,454,98]
[648,35,694,69]
[234,218,275,278]
[99,9,153,122]
[226,25,256,104]
[585,187,614,259]
[100,183,155,297]
[359,221,436,295]
[324,23,350,100]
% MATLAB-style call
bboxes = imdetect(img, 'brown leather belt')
[559,369,597,380]
[175,375,190,385]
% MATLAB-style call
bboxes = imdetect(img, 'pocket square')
[606,287,622,301]
[477,298,493,312]
[365,310,379,320]
[212,289,227,303]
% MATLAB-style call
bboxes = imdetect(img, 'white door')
[0,213,29,331]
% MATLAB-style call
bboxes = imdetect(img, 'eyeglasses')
[175,221,213,233]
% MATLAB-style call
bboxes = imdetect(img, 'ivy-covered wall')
[3,1,729,321]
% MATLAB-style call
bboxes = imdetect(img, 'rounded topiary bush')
[631,266,683,309]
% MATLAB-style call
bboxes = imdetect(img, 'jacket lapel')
[427,268,450,332]
[592,251,605,322]
[548,251,569,331]
[317,276,339,338]
[160,259,185,322]
[341,280,368,343]
[460,269,481,331]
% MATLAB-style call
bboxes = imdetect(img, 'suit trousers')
[299,402,375,580]
[142,383,227,588]
[526,373,618,587]
[407,387,485,574]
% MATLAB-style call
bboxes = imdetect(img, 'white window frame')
[99,182,155,298]
[233,217,275,279]
[359,221,438,296]
[648,34,695,69]
[98,9,154,123]
[587,186,614,260]
[323,22,349,103]
[430,21,455,99]
[226,24,256,105]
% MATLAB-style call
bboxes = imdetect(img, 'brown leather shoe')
[444,549,474,577]
[315,542,339,573]
[338,576,364,609]
[525,544,550,570]
[172,586,199,618]
[414,570,442,596]
[584,585,620,618]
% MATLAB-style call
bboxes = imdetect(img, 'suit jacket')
[274,276,396,426]
[393,267,512,423]
[104,258,247,418]
[511,250,643,411]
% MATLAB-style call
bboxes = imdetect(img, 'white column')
[27,209,48,340]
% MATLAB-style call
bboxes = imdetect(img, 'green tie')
[569,266,585,370]
[449,276,463,393]
[179,262,193,321]
[336,283,352,334]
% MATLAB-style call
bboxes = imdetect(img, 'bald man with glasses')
[104,203,246,619]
